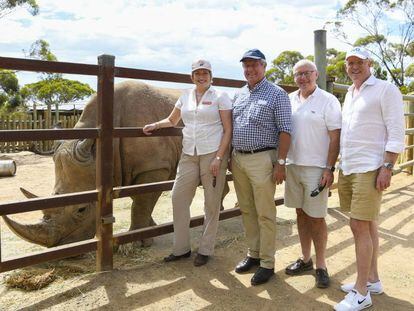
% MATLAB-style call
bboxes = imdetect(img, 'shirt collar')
[349,75,376,92]
[247,77,267,92]
[294,86,319,101]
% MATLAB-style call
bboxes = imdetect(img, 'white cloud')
[1,0,359,87]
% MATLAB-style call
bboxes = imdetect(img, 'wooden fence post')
[96,54,115,271]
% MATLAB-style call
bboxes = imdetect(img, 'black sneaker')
[315,268,330,288]
[285,258,313,275]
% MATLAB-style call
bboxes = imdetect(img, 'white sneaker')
[334,289,372,311]
[340,280,383,295]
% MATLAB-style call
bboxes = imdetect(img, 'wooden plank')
[0,240,97,273]
[114,67,297,92]
[113,180,175,198]
[95,54,115,271]
[0,190,98,216]
[114,198,285,245]
[0,117,4,152]
[11,118,16,152]
[0,56,98,76]
[0,128,99,142]
[113,127,183,138]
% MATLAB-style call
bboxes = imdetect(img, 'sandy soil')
[0,152,413,311]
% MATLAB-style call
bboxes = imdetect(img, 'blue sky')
[1,0,361,92]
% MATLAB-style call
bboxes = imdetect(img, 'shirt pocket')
[249,100,271,123]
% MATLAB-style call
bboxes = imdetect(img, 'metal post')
[314,29,327,90]
[96,54,115,271]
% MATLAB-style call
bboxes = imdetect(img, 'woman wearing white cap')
[143,59,232,266]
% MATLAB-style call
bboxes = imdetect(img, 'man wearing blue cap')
[231,48,292,285]
[334,47,405,311]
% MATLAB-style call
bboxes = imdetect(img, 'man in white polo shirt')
[284,59,341,288]
[334,47,405,311]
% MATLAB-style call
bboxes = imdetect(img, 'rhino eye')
[78,207,86,213]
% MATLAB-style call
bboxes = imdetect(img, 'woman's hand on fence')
[142,123,158,135]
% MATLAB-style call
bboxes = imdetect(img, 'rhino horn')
[74,139,95,162]
[19,187,39,199]
[2,216,59,247]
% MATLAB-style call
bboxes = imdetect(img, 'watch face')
[278,159,285,165]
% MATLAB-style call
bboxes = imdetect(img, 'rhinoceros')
[3,80,202,247]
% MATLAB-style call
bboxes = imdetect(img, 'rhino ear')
[74,139,95,162]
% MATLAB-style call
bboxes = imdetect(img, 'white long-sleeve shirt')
[340,75,405,175]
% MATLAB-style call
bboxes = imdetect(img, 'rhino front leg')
[130,168,171,247]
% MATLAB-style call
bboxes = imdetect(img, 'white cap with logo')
[346,47,371,60]
[191,59,212,73]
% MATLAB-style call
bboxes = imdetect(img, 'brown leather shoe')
[235,256,260,273]
[163,250,191,262]
[194,254,209,266]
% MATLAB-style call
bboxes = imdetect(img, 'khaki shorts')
[285,164,328,218]
[338,170,382,221]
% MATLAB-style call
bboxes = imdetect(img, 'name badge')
[202,101,212,105]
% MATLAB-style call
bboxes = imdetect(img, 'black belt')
[236,147,275,154]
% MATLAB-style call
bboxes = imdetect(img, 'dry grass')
[4,268,56,291]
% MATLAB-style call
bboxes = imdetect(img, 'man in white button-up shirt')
[335,47,405,311]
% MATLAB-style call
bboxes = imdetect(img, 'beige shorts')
[285,164,328,218]
[338,170,382,221]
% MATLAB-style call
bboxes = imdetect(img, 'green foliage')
[0,0,39,17]
[28,39,57,62]
[406,64,414,77]
[0,70,22,108]
[328,0,414,92]
[20,40,94,111]
[266,50,305,85]
[21,78,94,108]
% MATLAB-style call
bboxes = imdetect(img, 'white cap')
[346,47,371,60]
[191,59,212,73]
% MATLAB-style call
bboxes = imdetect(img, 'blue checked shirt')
[232,78,292,151]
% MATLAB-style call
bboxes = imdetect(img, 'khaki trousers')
[171,151,228,256]
[232,149,277,269]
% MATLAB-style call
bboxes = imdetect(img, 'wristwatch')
[215,156,222,161]
[277,159,286,165]
[326,166,335,172]
[383,162,394,170]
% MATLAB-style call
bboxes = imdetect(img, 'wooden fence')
[0,113,80,153]
[0,54,297,274]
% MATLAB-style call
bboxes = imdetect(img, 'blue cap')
[240,49,266,62]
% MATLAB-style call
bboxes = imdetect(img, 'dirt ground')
[0,152,413,311]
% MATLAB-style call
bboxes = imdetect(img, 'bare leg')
[297,209,312,262]
[368,220,380,282]
[350,218,373,295]
[310,216,327,269]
